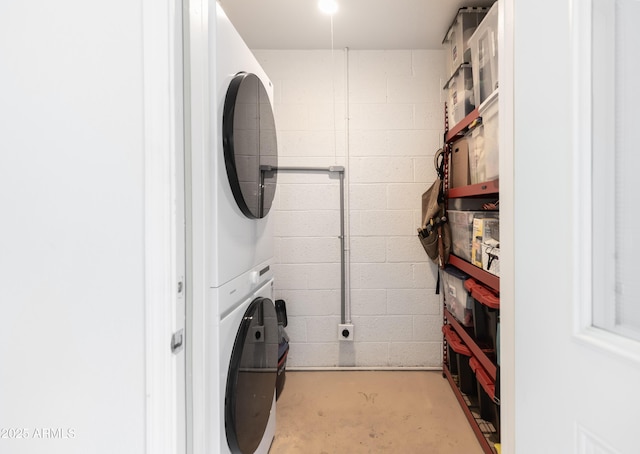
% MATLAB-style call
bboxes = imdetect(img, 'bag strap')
[434,148,445,180]
[437,224,444,268]
[435,148,447,268]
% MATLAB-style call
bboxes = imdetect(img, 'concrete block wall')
[254,49,446,368]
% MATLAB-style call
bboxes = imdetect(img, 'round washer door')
[223,72,278,219]
[225,297,278,453]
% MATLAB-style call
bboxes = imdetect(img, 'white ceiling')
[218,0,496,50]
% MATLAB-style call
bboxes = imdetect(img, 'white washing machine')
[212,261,278,454]
[211,3,278,289]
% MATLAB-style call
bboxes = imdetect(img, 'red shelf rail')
[449,255,500,294]
[445,308,497,380]
[448,179,499,198]
[445,108,479,142]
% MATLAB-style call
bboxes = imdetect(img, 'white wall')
[0,1,180,453]
[254,49,446,368]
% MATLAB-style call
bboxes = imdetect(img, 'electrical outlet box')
[338,323,354,341]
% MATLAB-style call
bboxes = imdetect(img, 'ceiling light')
[318,0,338,15]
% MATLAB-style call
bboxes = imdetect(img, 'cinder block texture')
[255,49,446,368]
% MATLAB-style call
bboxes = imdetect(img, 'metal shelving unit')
[441,101,500,453]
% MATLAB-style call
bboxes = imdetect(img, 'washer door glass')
[223,72,278,219]
[225,297,278,453]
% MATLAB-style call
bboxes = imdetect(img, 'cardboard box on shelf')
[451,136,471,188]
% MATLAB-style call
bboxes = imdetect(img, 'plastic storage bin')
[441,265,473,327]
[469,357,500,439]
[444,64,475,127]
[448,210,499,262]
[465,278,500,351]
[443,325,476,396]
[468,92,499,184]
[443,7,489,78]
[469,1,499,107]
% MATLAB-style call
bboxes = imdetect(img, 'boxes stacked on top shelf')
[443,7,489,79]
[469,1,499,107]
[471,217,500,276]
[443,64,475,127]
[450,136,471,188]
[448,210,499,263]
[443,324,477,397]
[441,265,473,327]
[465,278,500,351]
[467,92,499,184]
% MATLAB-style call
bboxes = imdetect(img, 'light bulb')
[318,0,338,15]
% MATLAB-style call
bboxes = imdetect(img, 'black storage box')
[465,278,499,351]
[276,334,289,400]
[443,324,476,396]
[275,299,289,400]
[448,344,459,375]
[470,356,500,440]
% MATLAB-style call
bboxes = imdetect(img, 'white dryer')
[211,4,278,289]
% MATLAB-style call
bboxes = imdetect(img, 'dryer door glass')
[225,297,278,453]
[223,72,278,219]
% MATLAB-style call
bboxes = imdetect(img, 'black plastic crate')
[470,356,500,440]
[465,278,499,351]
[443,324,476,397]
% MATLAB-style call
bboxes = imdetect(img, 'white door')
[507,0,640,452]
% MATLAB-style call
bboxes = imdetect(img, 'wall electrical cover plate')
[338,323,354,341]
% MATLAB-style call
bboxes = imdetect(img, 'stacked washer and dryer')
[206,4,282,453]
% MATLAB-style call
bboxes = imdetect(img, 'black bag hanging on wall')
[418,149,451,267]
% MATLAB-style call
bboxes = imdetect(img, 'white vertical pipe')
[343,47,351,324]
[330,14,337,164]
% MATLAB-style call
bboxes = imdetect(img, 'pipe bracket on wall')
[269,165,349,325]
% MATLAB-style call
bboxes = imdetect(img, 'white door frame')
[498,0,515,452]
[142,0,186,453]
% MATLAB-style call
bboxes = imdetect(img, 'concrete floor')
[269,371,484,453]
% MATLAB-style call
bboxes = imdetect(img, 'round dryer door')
[223,72,278,219]
[225,297,278,453]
